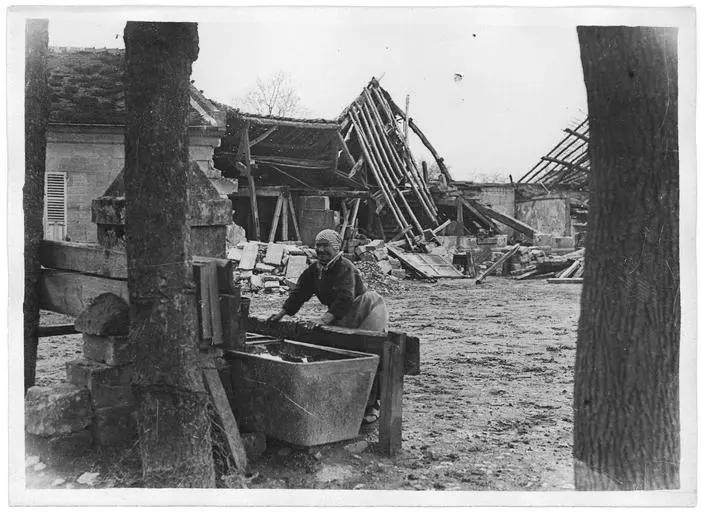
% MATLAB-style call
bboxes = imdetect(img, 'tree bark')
[574,26,679,490]
[123,22,215,488]
[24,19,49,392]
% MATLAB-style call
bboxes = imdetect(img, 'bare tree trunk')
[124,21,215,488]
[24,19,49,392]
[574,26,679,490]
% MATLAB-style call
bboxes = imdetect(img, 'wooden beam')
[39,240,128,279]
[206,261,223,346]
[564,127,590,142]
[547,278,584,284]
[287,194,301,241]
[471,202,537,239]
[245,316,420,376]
[241,115,339,130]
[268,195,284,243]
[541,156,590,175]
[267,164,314,189]
[248,126,277,147]
[475,244,521,284]
[202,361,248,472]
[459,198,499,232]
[348,156,364,179]
[379,332,405,457]
[39,268,128,317]
[238,122,260,240]
[281,196,289,241]
[337,130,356,167]
[38,324,78,337]
[233,185,290,197]
[254,155,333,170]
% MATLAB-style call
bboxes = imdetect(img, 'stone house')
[45,47,227,243]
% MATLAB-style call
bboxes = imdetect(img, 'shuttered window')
[45,172,66,225]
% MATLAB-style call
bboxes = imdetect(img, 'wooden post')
[206,261,223,346]
[475,244,521,284]
[287,193,301,241]
[238,122,260,240]
[281,196,289,241]
[379,332,406,457]
[456,199,464,224]
[24,19,49,392]
[268,194,284,243]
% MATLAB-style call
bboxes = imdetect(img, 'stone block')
[494,234,508,247]
[92,406,137,446]
[83,334,134,366]
[297,195,330,211]
[354,244,368,256]
[263,243,285,266]
[359,252,375,262]
[390,269,406,279]
[533,233,554,247]
[26,430,93,464]
[365,239,385,251]
[241,432,266,461]
[285,255,308,281]
[377,260,393,274]
[263,281,280,293]
[74,293,129,336]
[66,359,134,408]
[249,274,264,292]
[254,262,276,273]
[25,384,93,436]
[554,236,575,249]
[388,257,401,269]
[372,247,389,261]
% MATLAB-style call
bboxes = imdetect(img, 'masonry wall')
[515,196,571,236]
[47,126,223,243]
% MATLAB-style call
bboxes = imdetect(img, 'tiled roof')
[47,46,224,129]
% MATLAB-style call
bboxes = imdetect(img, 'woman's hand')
[267,310,286,322]
[319,312,335,325]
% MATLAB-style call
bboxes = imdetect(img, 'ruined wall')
[516,196,571,236]
[46,126,223,242]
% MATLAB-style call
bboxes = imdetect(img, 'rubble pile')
[492,246,586,280]
[226,237,410,295]
[354,261,408,296]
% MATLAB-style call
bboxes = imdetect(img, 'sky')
[45,7,592,182]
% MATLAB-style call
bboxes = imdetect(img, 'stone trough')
[225,340,379,446]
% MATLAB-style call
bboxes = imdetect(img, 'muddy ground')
[28,276,581,491]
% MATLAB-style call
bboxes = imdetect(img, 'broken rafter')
[540,156,590,175]
[249,126,278,147]
[564,128,589,142]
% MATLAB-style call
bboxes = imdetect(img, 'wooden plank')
[241,115,338,130]
[220,292,245,351]
[547,278,584,284]
[379,332,406,457]
[37,324,78,337]
[515,269,540,280]
[281,197,289,241]
[337,130,356,166]
[234,185,290,197]
[266,164,314,189]
[460,199,500,232]
[39,268,128,317]
[245,315,420,376]
[287,195,301,241]
[386,245,431,279]
[348,156,364,179]
[475,244,521,284]
[206,262,223,346]
[39,240,128,279]
[472,202,536,239]
[558,259,581,279]
[268,195,284,243]
[248,126,277,147]
[202,366,248,472]
[192,256,235,293]
[193,263,212,348]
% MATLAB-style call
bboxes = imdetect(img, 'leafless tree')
[235,71,304,117]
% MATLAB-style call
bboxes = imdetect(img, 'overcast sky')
[44,8,597,181]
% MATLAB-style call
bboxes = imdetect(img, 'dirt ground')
[28,276,581,491]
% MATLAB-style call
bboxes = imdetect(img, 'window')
[44,171,66,241]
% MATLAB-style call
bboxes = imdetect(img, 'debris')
[33,462,47,472]
[344,440,369,454]
[77,471,100,486]
[355,261,408,295]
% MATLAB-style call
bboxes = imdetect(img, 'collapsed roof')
[517,117,590,189]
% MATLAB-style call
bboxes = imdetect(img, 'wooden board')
[39,240,128,279]
[547,278,584,284]
[379,332,405,457]
[39,268,129,317]
[38,324,78,337]
[472,202,537,239]
[389,250,464,278]
[246,316,420,376]
[202,367,248,473]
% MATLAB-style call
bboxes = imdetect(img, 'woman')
[267,229,387,422]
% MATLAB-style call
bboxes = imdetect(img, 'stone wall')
[46,125,223,243]
[515,196,571,236]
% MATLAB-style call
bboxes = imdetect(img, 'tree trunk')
[24,19,49,392]
[123,22,215,488]
[574,26,679,490]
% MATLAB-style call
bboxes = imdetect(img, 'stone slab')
[83,334,135,366]
[263,243,285,266]
[66,359,134,408]
[238,242,259,271]
[285,255,308,282]
[25,384,93,436]
[74,293,129,336]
